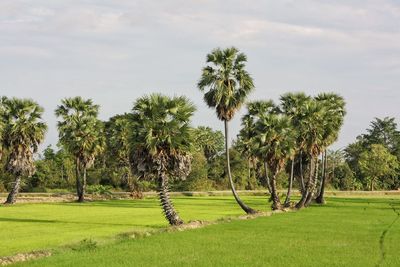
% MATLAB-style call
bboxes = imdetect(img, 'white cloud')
[0,0,399,149]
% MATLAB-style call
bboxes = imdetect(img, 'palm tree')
[294,99,326,209]
[198,47,256,214]
[2,98,47,204]
[130,94,195,226]
[315,93,346,204]
[253,109,296,210]
[238,101,279,193]
[279,92,312,194]
[55,97,104,202]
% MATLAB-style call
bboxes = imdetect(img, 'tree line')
[0,47,398,225]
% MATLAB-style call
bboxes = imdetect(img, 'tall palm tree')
[294,99,326,209]
[198,47,256,214]
[55,97,104,202]
[2,98,47,204]
[253,109,296,210]
[280,92,312,194]
[315,93,346,204]
[130,94,195,226]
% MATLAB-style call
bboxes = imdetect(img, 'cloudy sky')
[1,0,400,151]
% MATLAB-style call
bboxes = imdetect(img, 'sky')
[1,0,400,151]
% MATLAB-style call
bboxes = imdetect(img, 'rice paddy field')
[0,194,399,266]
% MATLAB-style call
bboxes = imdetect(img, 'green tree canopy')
[359,144,399,191]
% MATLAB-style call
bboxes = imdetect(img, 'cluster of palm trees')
[198,47,346,213]
[0,46,346,227]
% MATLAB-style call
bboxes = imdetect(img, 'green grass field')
[1,195,400,266]
[0,195,268,257]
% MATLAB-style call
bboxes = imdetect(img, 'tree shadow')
[0,217,159,227]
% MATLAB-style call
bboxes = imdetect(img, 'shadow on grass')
[0,217,161,228]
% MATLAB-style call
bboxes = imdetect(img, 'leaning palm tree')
[253,110,296,210]
[55,97,104,202]
[130,94,195,226]
[2,98,47,204]
[198,47,256,214]
[315,93,346,204]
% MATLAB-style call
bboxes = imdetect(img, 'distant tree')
[105,114,142,198]
[345,117,400,190]
[362,117,400,156]
[198,47,257,214]
[130,94,195,226]
[331,163,357,190]
[2,98,47,204]
[55,97,104,202]
[359,144,399,191]
[192,126,224,162]
[183,152,214,191]
[29,146,75,190]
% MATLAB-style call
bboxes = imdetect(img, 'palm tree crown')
[55,97,104,169]
[130,93,195,175]
[2,98,47,176]
[198,47,254,121]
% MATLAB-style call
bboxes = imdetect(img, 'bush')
[86,185,112,195]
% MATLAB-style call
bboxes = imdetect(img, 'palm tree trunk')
[316,150,327,204]
[299,152,305,193]
[295,157,315,209]
[247,158,252,190]
[263,161,272,194]
[158,168,183,226]
[76,158,84,203]
[4,175,22,204]
[224,120,257,214]
[305,157,319,206]
[270,170,282,210]
[284,159,295,207]
[82,167,87,201]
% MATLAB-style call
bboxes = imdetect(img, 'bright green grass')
[0,195,268,257]
[14,197,400,267]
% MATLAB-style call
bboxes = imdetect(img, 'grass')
[2,196,400,266]
[0,195,268,257]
